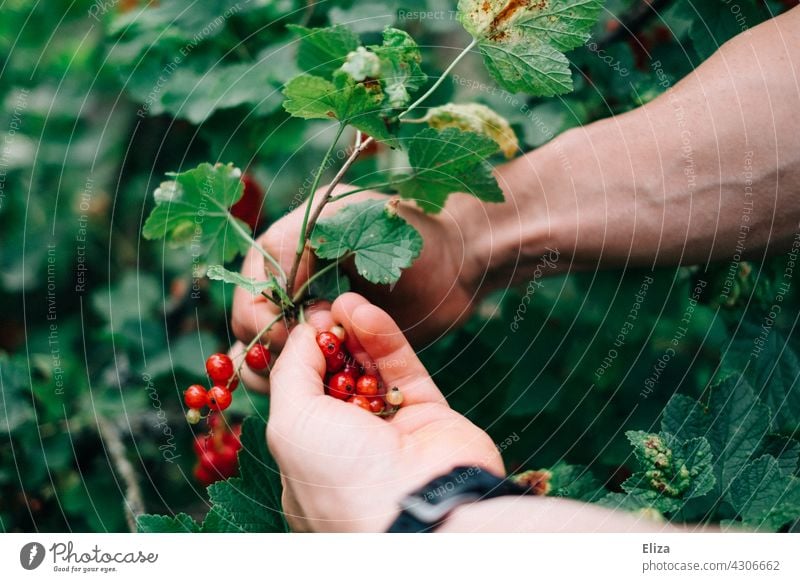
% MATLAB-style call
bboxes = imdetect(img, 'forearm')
[436,496,687,533]
[453,8,800,290]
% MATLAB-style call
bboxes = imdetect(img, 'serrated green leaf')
[422,103,519,158]
[142,163,251,264]
[723,323,800,434]
[394,127,504,213]
[282,73,393,141]
[622,432,715,514]
[202,478,285,533]
[288,24,360,77]
[137,513,200,533]
[308,263,351,302]
[370,27,426,108]
[706,375,771,495]
[206,264,273,296]
[457,0,602,96]
[237,416,288,532]
[547,462,604,502]
[661,393,709,442]
[729,455,800,531]
[757,436,800,475]
[310,199,423,285]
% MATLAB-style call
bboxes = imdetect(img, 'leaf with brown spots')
[457,0,602,96]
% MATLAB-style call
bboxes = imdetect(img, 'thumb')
[269,323,326,420]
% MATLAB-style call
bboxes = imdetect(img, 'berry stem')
[206,197,287,281]
[291,253,353,304]
[285,38,478,300]
[287,130,371,299]
[233,312,285,383]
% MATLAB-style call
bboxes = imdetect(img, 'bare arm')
[453,7,800,290]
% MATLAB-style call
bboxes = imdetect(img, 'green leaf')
[394,127,503,213]
[686,0,769,61]
[237,416,288,532]
[421,103,519,158]
[547,462,604,502]
[706,375,772,495]
[757,436,800,475]
[282,73,393,141]
[370,27,426,108]
[457,0,603,96]
[309,263,351,302]
[137,513,200,533]
[0,354,34,434]
[142,163,251,264]
[200,416,287,533]
[288,24,360,77]
[310,199,423,285]
[207,265,271,295]
[661,393,709,442]
[158,63,284,124]
[622,432,715,514]
[723,324,800,434]
[729,455,800,531]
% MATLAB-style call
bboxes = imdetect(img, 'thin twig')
[287,134,375,297]
[97,415,144,532]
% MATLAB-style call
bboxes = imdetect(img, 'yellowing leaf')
[422,103,519,158]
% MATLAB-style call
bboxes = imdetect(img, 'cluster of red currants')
[183,345,272,423]
[192,414,242,486]
[318,325,403,414]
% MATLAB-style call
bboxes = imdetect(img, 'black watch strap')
[386,466,530,533]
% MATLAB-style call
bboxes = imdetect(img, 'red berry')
[325,350,346,373]
[214,445,239,477]
[342,359,362,377]
[227,375,240,392]
[327,372,356,400]
[184,384,208,409]
[356,374,379,396]
[206,353,234,384]
[349,395,372,411]
[231,173,264,232]
[246,344,271,371]
[316,332,342,357]
[368,397,385,414]
[193,463,217,486]
[208,385,232,411]
[329,325,346,341]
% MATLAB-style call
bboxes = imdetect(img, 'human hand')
[265,293,504,532]
[231,186,482,392]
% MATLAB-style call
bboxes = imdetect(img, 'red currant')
[184,384,208,409]
[214,445,239,477]
[342,359,362,377]
[327,372,356,400]
[356,374,379,396]
[208,385,232,411]
[227,375,240,392]
[193,463,216,486]
[386,387,404,406]
[186,408,202,424]
[245,344,271,371]
[316,331,342,357]
[368,397,385,414]
[325,350,346,373]
[206,353,234,384]
[348,395,372,411]
[329,325,346,342]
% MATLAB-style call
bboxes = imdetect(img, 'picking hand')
[266,293,504,532]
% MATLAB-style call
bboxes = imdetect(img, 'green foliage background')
[1,0,799,533]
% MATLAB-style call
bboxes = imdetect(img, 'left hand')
[266,293,504,532]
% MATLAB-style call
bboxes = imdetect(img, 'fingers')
[269,323,327,415]
[331,293,447,406]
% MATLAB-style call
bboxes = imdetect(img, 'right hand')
[231,186,480,392]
